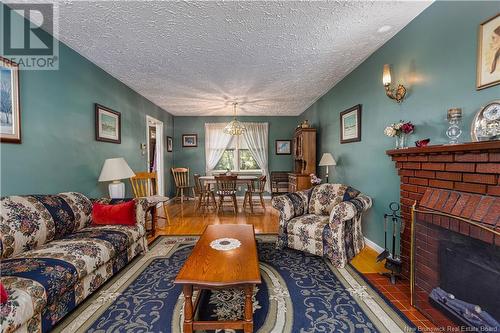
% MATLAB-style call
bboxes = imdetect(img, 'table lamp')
[98,157,135,198]
[319,153,336,183]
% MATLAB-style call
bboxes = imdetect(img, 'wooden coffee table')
[174,224,261,333]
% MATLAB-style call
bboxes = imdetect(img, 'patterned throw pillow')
[308,184,360,216]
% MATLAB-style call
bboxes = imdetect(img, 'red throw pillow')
[0,283,8,305]
[92,201,136,226]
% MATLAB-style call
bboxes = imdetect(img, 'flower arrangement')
[310,173,322,185]
[384,121,414,137]
[384,121,415,149]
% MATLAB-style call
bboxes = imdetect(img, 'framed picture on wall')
[1,57,21,144]
[275,140,291,155]
[95,104,121,143]
[477,13,500,90]
[167,136,173,152]
[182,134,197,147]
[340,104,361,144]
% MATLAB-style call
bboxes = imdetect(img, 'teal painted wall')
[172,116,298,180]
[299,1,500,248]
[1,7,174,198]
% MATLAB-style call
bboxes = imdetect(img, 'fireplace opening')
[438,234,500,321]
[412,208,500,330]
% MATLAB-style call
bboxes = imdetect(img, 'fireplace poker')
[376,213,390,262]
[379,202,402,284]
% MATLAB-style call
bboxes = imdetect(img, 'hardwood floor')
[150,199,436,330]
[152,199,386,273]
[153,198,279,236]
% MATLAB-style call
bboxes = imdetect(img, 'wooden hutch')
[289,127,316,192]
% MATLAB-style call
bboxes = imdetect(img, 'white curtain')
[242,122,270,192]
[205,123,232,174]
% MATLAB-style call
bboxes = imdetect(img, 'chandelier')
[223,102,246,136]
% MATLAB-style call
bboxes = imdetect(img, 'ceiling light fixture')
[223,102,246,136]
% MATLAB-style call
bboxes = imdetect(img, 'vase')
[395,134,408,149]
[400,134,408,149]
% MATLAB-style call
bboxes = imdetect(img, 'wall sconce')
[383,64,407,103]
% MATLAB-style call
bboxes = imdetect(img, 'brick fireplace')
[387,141,500,329]
[386,141,500,278]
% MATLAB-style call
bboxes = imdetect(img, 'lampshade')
[98,158,135,182]
[319,153,336,166]
[382,64,392,86]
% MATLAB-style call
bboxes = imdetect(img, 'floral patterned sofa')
[0,192,149,333]
[272,184,372,268]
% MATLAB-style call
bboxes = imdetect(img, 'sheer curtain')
[242,122,270,192]
[205,123,232,174]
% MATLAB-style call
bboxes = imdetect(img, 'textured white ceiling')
[55,1,432,116]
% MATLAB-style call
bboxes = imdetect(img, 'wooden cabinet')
[289,128,317,192]
[288,173,312,192]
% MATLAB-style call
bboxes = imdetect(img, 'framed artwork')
[477,13,500,90]
[340,104,361,144]
[275,140,291,155]
[167,136,173,152]
[182,134,197,147]
[1,57,21,143]
[95,104,121,143]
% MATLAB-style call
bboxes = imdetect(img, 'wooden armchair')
[271,171,290,197]
[215,175,238,214]
[129,171,170,234]
[171,167,195,203]
[243,175,267,212]
[194,173,216,212]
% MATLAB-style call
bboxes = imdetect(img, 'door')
[146,116,164,196]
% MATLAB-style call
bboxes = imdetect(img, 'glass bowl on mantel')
[471,100,500,142]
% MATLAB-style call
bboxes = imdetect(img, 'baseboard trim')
[364,237,385,254]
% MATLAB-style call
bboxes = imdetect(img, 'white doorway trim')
[146,115,164,196]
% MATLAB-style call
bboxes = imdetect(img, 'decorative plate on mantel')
[471,100,500,142]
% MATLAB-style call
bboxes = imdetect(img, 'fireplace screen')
[411,207,500,331]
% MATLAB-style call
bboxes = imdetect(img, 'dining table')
[199,175,260,213]
[199,175,259,188]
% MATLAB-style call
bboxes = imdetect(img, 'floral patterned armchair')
[272,184,372,268]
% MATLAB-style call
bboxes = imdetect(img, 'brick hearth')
[386,141,500,278]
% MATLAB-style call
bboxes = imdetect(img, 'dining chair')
[215,175,238,214]
[129,171,170,233]
[171,167,195,203]
[194,173,216,213]
[243,175,267,212]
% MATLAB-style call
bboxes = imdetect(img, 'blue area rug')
[58,236,414,333]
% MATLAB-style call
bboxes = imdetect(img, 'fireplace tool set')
[376,202,403,284]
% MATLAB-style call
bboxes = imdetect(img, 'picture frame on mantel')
[476,13,500,90]
[340,104,361,144]
[0,57,21,144]
[95,104,121,144]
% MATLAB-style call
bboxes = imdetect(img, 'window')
[214,150,234,170]
[239,149,259,170]
[214,136,260,172]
